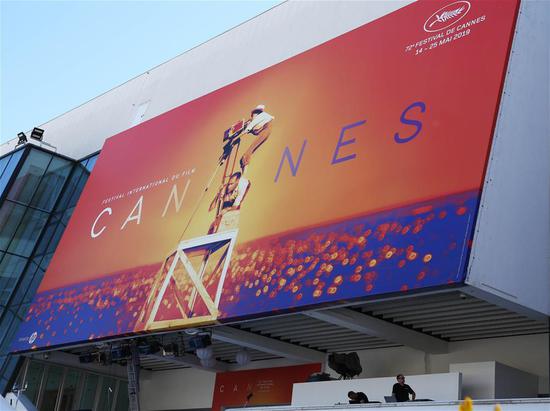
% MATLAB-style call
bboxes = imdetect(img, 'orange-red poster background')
[13,0,519,351]
[212,364,321,411]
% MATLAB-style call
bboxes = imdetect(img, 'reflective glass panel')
[114,380,129,411]
[0,253,27,306]
[0,309,15,348]
[17,303,30,321]
[83,155,99,172]
[61,208,74,226]
[55,165,84,212]
[40,365,63,411]
[12,358,26,390]
[10,260,39,306]
[0,155,11,177]
[32,222,56,257]
[7,207,49,257]
[97,376,116,410]
[58,369,81,411]
[79,373,99,410]
[67,171,89,209]
[46,223,66,255]
[0,150,23,196]
[30,156,72,211]
[0,201,26,251]
[22,266,45,305]
[7,149,51,205]
[23,361,44,405]
[1,357,20,390]
[0,315,21,358]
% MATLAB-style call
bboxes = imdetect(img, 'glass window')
[32,221,57,257]
[0,355,7,376]
[10,260,39,306]
[22,266,45,305]
[12,358,27,390]
[0,309,15,348]
[67,171,89,209]
[0,356,22,395]
[0,253,27,306]
[61,208,74,226]
[58,369,81,411]
[0,155,11,177]
[7,207,49,257]
[2,356,20,386]
[46,223,66,255]
[114,380,129,411]
[37,252,52,272]
[79,373,99,410]
[30,156,72,211]
[0,149,23,196]
[40,365,63,411]
[55,165,84,212]
[23,361,44,405]
[17,303,31,321]
[83,154,99,172]
[1,315,21,356]
[97,376,117,411]
[0,201,26,251]
[7,150,52,206]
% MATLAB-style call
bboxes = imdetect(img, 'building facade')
[0,1,548,410]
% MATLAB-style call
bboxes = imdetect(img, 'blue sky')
[0,0,280,144]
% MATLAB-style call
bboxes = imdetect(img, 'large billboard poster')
[13,0,519,351]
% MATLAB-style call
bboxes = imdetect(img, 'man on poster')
[208,104,274,234]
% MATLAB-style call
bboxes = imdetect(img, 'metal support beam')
[127,342,141,411]
[305,308,448,354]
[212,326,326,363]
[142,354,229,372]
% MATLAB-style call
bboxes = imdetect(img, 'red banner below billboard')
[212,364,321,411]
[13,0,519,351]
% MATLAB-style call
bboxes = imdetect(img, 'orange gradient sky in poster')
[38,0,518,291]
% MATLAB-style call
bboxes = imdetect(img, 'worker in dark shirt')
[348,391,369,404]
[392,374,416,402]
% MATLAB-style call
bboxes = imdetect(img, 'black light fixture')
[189,333,211,350]
[30,127,44,141]
[328,352,363,379]
[16,132,28,147]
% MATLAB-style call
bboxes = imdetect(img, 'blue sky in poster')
[0,1,280,144]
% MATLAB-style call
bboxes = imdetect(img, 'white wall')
[430,333,549,394]
[466,0,550,316]
[140,367,216,411]
[446,361,539,399]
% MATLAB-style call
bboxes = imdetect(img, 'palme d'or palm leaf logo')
[430,6,466,28]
